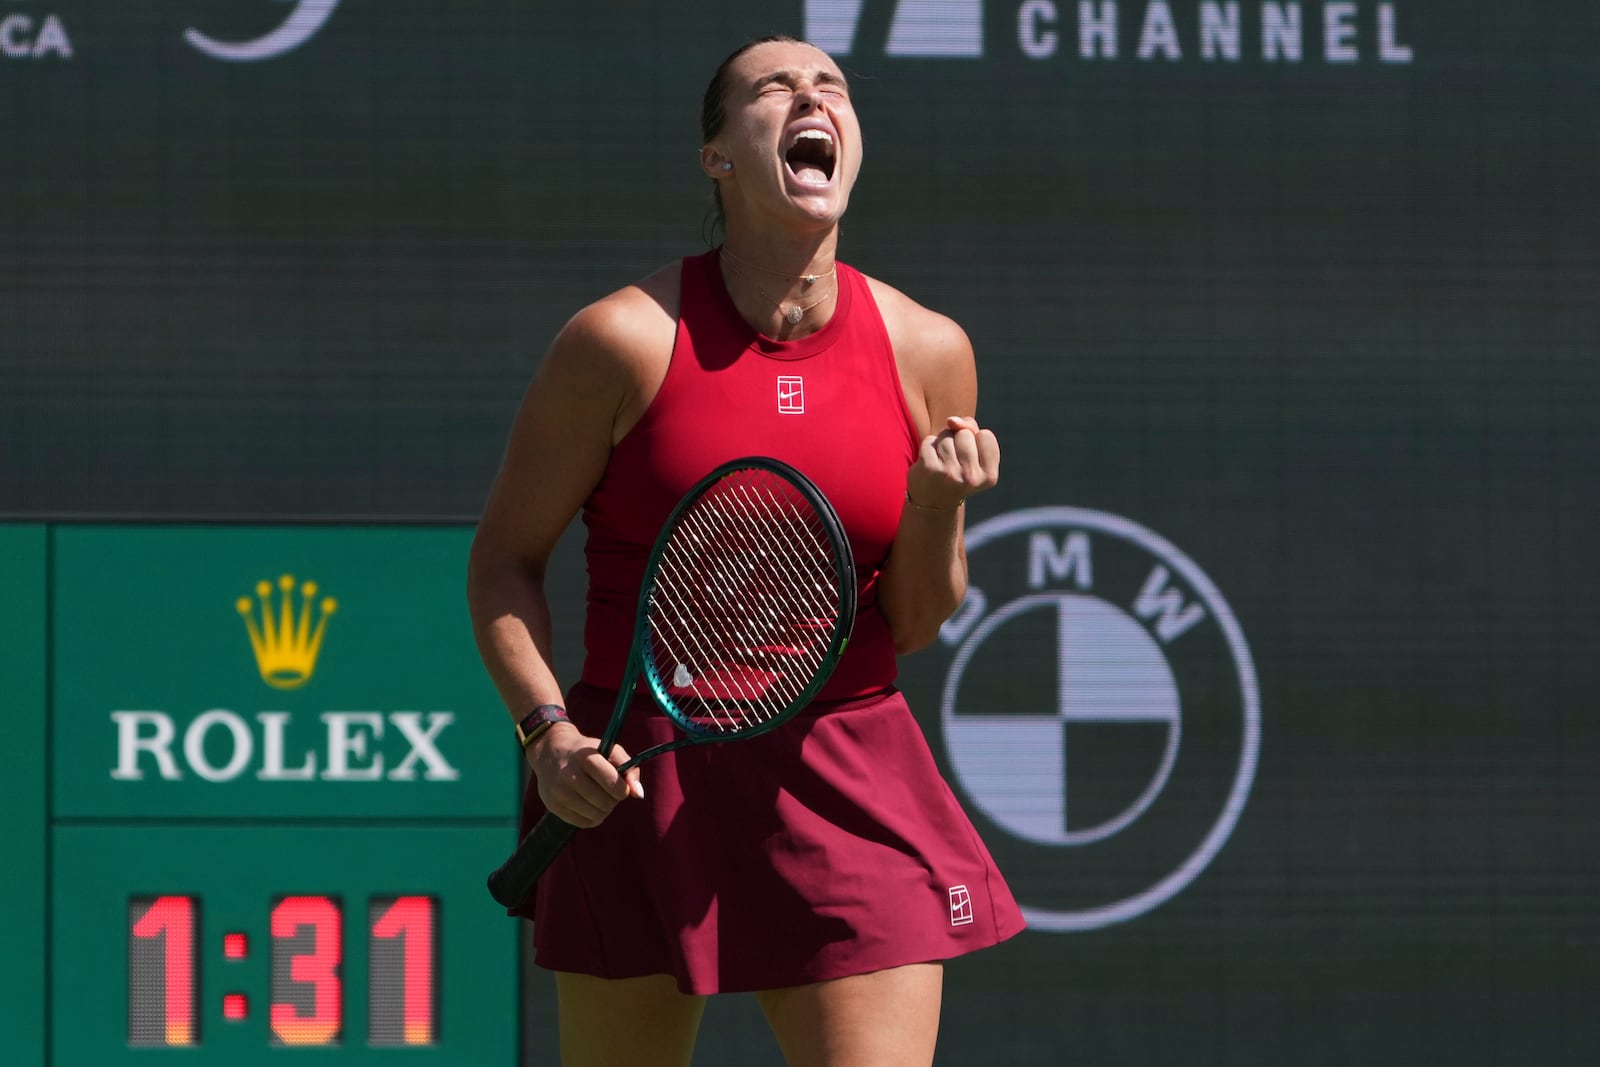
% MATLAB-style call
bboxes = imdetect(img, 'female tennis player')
[467,34,1025,1067]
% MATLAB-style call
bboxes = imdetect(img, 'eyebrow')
[750,68,850,93]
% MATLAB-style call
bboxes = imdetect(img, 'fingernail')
[630,779,645,800]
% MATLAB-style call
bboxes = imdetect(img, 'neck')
[716,243,840,338]
[719,223,838,283]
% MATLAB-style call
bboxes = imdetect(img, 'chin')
[785,187,849,226]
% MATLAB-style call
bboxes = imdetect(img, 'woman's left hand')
[906,416,1000,512]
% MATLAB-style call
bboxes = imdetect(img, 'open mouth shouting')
[784,122,836,187]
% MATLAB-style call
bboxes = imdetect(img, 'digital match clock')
[54,824,516,1064]
[128,894,436,1048]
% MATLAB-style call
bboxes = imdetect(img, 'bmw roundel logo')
[934,507,1260,931]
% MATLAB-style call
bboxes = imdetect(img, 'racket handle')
[486,812,581,909]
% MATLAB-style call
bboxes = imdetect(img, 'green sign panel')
[0,525,47,1066]
[52,526,518,819]
[52,825,518,1064]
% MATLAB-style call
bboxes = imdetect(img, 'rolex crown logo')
[236,574,337,690]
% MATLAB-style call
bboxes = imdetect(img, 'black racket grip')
[486,812,581,909]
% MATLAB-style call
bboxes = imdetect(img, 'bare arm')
[466,313,610,730]
[873,284,1001,654]
[467,283,671,825]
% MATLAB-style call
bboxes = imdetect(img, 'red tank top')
[579,249,919,699]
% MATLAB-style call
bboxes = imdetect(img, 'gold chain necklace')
[755,284,834,324]
[719,245,837,289]
[720,251,837,324]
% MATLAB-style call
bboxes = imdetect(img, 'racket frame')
[486,455,856,908]
[601,455,856,769]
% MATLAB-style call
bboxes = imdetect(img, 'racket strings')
[653,487,835,717]
[647,470,846,734]
[705,479,837,639]
[665,477,838,645]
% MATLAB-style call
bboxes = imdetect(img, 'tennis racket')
[486,455,857,908]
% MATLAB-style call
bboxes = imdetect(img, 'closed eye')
[752,70,851,100]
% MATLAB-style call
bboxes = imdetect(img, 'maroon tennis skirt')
[512,681,1026,995]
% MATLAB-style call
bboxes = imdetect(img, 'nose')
[796,86,822,113]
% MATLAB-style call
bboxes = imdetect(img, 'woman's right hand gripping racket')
[486,456,857,909]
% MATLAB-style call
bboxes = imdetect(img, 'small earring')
[721,161,733,171]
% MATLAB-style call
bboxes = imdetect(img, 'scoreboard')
[59,827,510,1061]
[6,524,522,1066]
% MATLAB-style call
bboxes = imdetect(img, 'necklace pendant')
[801,274,816,288]
[785,305,804,324]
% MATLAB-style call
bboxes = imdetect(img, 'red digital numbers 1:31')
[128,894,438,1049]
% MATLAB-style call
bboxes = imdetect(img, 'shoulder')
[534,259,685,445]
[859,272,976,427]
[548,260,682,376]
[861,273,972,368]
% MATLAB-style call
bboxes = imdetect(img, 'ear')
[700,145,732,179]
